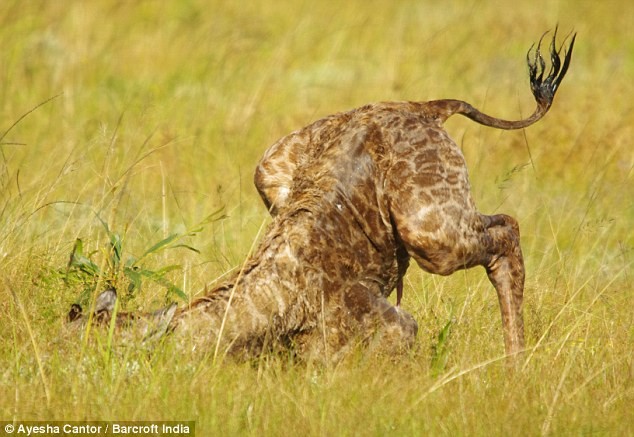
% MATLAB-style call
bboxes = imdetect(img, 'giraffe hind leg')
[390,206,525,357]
[483,214,525,357]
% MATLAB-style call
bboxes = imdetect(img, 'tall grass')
[1,0,632,435]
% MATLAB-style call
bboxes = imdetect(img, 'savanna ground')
[1,0,633,435]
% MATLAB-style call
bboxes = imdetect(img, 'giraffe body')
[69,31,575,361]
[251,101,524,357]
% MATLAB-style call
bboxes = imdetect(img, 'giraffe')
[69,30,575,361]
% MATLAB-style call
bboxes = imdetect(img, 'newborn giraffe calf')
[69,31,575,361]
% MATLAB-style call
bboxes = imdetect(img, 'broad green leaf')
[168,244,200,254]
[69,239,100,276]
[431,319,453,376]
[138,233,181,260]
[124,267,143,293]
[109,232,123,268]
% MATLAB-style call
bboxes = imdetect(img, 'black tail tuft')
[527,27,577,108]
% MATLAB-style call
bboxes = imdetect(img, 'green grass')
[1,0,633,435]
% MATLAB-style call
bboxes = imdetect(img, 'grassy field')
[1,0,633,435]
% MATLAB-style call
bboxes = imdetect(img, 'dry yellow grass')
[1,0,632,435]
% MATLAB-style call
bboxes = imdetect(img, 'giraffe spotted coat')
[69,31,575,362]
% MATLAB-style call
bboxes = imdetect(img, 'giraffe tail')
[428,28,576,130]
